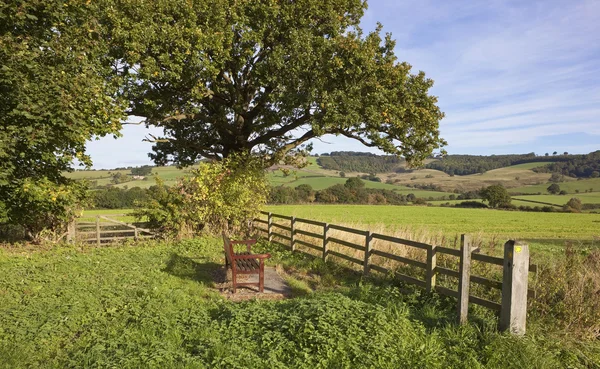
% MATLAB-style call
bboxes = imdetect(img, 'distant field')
[263,205,600,243]
[510,178,600,194]
[427,199,561,208]
[505,162,554,169]
[514,193,600,206]
[81,209,137,223]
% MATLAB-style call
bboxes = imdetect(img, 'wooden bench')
[222,233,271,293]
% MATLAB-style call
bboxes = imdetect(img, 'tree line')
[316,152,403,173]
[425,153,575,176]
[532,150,600,178]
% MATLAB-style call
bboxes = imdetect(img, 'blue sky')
[86,0,600,168]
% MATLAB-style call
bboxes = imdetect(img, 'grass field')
[263,205,600,256]
[1,239,598,368]
[510,178,600,194]
[427,199,562,209]
[513,193,600,206]
[505,162,555,170]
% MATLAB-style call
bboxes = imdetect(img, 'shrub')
[0,178,87,242]
[135,155,268,238]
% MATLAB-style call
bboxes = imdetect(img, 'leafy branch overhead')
[104,0,446,167]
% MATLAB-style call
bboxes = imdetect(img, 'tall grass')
[266,218,600,340]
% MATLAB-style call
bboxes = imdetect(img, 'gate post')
[500,240,529,335]
[457,234,472,324]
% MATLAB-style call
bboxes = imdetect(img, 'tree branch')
[249,110,312,146]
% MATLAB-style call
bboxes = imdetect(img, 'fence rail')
[256,211,535,335]
[69,215,155,245]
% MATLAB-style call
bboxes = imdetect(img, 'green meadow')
[1,239,598,368]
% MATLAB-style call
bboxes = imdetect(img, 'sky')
[86,0,600,169]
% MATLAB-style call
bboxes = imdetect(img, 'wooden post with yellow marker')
[499,240,529,335]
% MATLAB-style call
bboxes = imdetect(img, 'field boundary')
[255,211,537,335]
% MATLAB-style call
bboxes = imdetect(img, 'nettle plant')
[136,155,268,238]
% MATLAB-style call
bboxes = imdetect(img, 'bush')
[0,178,87,242]
[455,201,488,208]
[135,155,268,238]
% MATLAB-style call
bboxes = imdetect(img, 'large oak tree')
[103,0,446,167]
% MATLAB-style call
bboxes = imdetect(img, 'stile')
[457,234,472,325]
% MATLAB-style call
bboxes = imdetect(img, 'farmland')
[262,205,600,257]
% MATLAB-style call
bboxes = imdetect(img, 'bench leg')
[232,269,237,294]
[259,260,265,293]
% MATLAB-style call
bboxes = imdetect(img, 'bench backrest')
[222,233,234,266]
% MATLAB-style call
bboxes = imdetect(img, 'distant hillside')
[425,153,575,176]
[532,150,600,178]
[316,152,403,173]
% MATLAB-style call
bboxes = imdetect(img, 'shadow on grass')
[162,253,224,285]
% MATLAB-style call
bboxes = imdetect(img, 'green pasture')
[510,178,600,194]
[1,239,598,368]
[80,209,137,223]
[264,205,600,254]
[427,199,559,209]
[513,193,600,206]
[505,162,554,170]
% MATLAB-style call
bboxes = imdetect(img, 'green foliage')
[130,166,153,176]
[547,183,561,195]
[317,152,403,173]
[102,0,445,167]
[480,185,511,208]
[563,198,582,213]
[426,153,572,176]
[93,187,150,209]
[135,156,268,237]
[534,150,600,178]
[110,172,130,184]
[0,0,125,239]
[0,178,87,242]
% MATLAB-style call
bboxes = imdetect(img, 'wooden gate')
[69,214,155,244]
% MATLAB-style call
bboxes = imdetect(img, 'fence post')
[426,245,437,293]
[96,215,101,246]
[322,223,329,262]
[290,216,296,251]
[267,212,273,242]
[363,231,372,275]
[134,227,139,240]
[457,234,472,324]
[500,240,529,335]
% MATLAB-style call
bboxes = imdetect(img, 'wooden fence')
[68,215,154,245]
[254,211,536,335]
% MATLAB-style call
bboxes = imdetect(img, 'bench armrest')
[233,253,271,260]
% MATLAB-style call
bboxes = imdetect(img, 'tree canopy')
[102,0,446,167]
[480,185,511,209]
[0,0,126,239]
